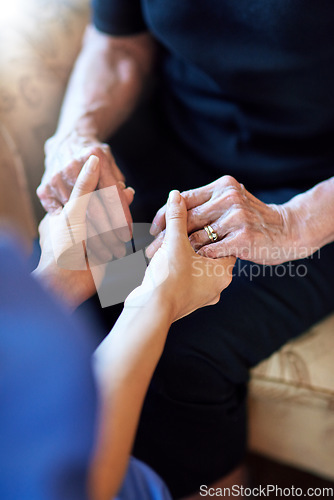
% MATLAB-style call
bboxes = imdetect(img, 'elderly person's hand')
[126,190,236,322]
[37,134,134,262]
[148,175,304,265]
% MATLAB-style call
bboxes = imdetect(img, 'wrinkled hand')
[35,156,108,308]
[37,133,134,261]
[126,190,236,322]
[148,175,294,265]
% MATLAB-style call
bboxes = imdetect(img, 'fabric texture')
[90,1,334,497]
[105,93,334,497]
[116,457,172,500]
[0,234,172,500]
[92,0,334,190]
[249,314,334,480]
[0,234,97,500]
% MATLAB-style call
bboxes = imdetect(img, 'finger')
[186,197,229,234]
[164,190,188,246]
[147,189,188,258]
[98,184,132,243]
[85,221,115,265]
[189,220,221,252]
[39,195,63,214]
[150,184,214,236]
[65,156,124,261]
[145,230,165,259]
[100,143,125,183]
[122,186,135,206]
[49,173,73,206]
[53,182,71,206]
[98,156,132,243]
[181,184,213,210]
[150,204,167,236]
[198,236,237,259]
[86,195,126,260]
[70,155,100,201]
[37,183,63,213]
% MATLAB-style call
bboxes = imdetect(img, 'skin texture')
[33,156,235,500]
[33,155,136,307]
[37,26,156,258]
[35,21,334,496]
[148,174,334,265]
[38,24,334,267]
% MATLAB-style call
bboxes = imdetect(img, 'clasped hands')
[148,175,300,266]
[35,156,235,322]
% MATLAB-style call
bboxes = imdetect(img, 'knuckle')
[189,231,200,244]
[36,184,45,198]
[49,172,61,189]
[168,210,183,221]
[188,206,204,223]
[189,232,202,250]
[89,145,104,158]
[221,175,238,187]
[100,143,111,155]
[203,246,214,258]
[63,162,81,184]
[37,183,52,201]
[181,188,194,200]
[224,188,242,206]
[233,206,246,219]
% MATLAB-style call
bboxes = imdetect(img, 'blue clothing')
[0,234,172,500]
[92,0,334,190]
[116,458,172,500]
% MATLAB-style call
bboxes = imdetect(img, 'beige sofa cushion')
[249,314,334,480]
[251,314,334,393]
[0,0,90,222]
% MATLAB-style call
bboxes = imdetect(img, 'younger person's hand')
[126,190,236,322]
[38,135,134,261]
[34,155,106,309]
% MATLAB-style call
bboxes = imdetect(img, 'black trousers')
[95,92,334,498]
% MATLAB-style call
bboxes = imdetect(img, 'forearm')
[32,265,91,311]
[284,176,334,256]
[48,25,155,146]
[90,292,173,500]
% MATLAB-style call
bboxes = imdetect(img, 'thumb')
[65,155,100,227]
[164,190,188,245]
[70,155,100,201]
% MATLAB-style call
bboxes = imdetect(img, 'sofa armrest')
[0,124,36,251]
[0,0,90,223]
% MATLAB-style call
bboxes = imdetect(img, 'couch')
[1,0,333,482]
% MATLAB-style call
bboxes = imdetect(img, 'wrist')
[45,129,100,157]
[281,197,317,260]
[124,286,175,325]
[32,264,87,310]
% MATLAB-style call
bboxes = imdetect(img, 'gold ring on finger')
[204,225,218,242]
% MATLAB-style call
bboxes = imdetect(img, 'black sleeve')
[91,0,147,36]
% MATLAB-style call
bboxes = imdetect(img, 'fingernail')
[168,190,181,204]
[127,186,135,195]
[85,155,99,173]
[118,180,126,189]
[150,222,159,236]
